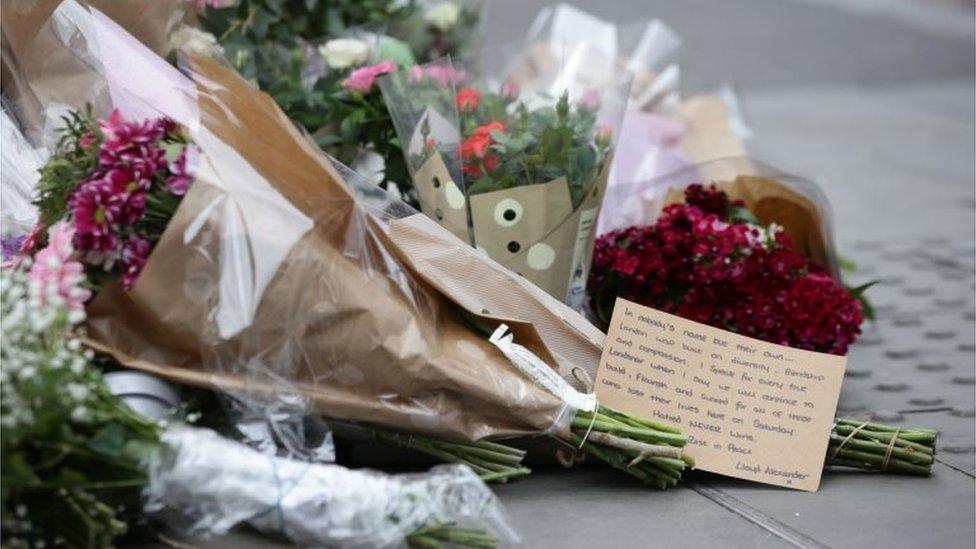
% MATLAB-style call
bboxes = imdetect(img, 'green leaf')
[846,280,879,321]
[162,142,185,163]
[87,423,128,458]
[375,36,415,66]
[727,205,760,225]
[837,254,858,272]
[847,280,878,299]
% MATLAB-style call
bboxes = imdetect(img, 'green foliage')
[199,0,483,202]
[462,90,610,208]
[201,0,414,47]
[34,109,100,228]
[846,280,878,320]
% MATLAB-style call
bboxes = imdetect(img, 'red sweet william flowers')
[588,184,863,355]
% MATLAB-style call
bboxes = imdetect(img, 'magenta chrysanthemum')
[70,180,121,254]
[119,234,152,290]
[97,111,168,178]
[167,144,199,196]
[103,167,149,225]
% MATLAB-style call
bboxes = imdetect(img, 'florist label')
[595,298,846,491]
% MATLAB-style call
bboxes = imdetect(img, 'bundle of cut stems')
[408,522,499,549]
[330,421,531,483]
[826,417,937,476]
[571,406,693,489]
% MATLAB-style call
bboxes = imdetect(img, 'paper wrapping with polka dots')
[411,152,612,306]
[412,153,471,243]
[70,52,590,445]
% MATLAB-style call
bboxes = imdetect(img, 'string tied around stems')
[828,420,869,464]
[569,365,600,448]
[576,406,600,450]
[882,427,901,471]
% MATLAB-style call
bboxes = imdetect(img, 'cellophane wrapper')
[0,0,188,145]
[0,107,46,237]
[7,0,614,461]
[147,425,517,547]
[505,6,756,237]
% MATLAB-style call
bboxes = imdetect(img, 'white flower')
[318,38,371,70]
[66,383,90,402]
[425,2,461,31]
[172,26,221,56]
[70,406,89,423]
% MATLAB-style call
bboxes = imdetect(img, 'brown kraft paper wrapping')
[412,151,612,304]
[1,0,187,143]
[81,54,588,443]
[677,94,746,164]
[411,153,472,243]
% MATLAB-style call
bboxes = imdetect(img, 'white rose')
[319,38,371,70]
[425,2,461,31]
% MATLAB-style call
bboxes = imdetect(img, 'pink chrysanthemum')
[167,144,199,196]
[29,222,91,310]
[103,167,149,225]
[97,110,168,178]
[119,234,152,290]
[70,180,121,254]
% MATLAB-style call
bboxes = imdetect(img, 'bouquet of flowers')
[196,0,483,199]
[28,108,197,292]
[10,2,692,492]
[587,183,937,475]
[0,266,514,548]
[381,55,629,307]
[589,184,864,355]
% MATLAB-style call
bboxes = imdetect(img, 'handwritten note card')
[595,298,846,491]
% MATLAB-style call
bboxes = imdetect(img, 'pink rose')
[342,60,397,94]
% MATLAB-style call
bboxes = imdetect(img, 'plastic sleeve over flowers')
[9,1,608,454]
[145,426,517,547]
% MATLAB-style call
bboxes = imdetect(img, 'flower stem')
[329,421,531,483]
[569,405,690,489]
[407,521,498,549]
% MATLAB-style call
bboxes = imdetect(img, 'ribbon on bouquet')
[489,324,598,414]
